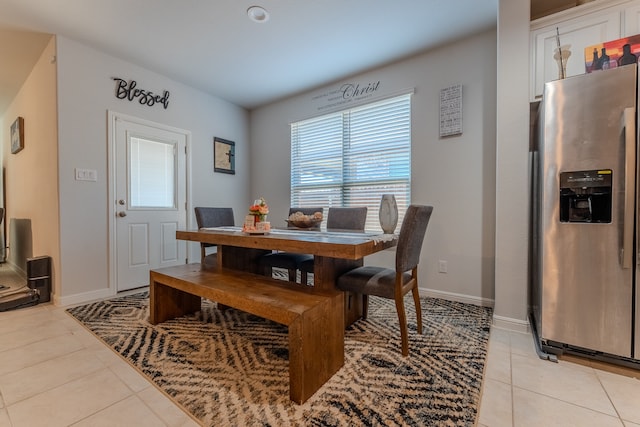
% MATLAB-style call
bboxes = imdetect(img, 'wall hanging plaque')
[439,84,463,137]
[214,137,235,174]
[10,116,24,154]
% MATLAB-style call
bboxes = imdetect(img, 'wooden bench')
[149,263,344,404]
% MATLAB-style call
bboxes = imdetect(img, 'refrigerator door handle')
[622,107,635,269]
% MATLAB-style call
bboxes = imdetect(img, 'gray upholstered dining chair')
[299,206,368,285]
[194,207,235,265]
[336,204,433,356]
[258,207,323,282]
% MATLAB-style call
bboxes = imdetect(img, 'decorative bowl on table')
[286,211,323,229]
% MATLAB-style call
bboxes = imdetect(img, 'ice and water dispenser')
[559,169,612,223]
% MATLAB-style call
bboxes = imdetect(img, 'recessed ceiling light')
[247,6,270,23]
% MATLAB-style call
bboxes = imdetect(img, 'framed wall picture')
[10,117,24,154]
[584,34,640,73]
[214,137,235,174]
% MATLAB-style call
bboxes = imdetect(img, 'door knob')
[118,211,127,217]
[118,200,126,205]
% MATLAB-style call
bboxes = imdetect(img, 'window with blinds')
[291,94,411,231]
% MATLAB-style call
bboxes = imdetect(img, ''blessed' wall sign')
[112,78,170,109]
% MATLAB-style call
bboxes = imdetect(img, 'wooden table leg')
[219,245,271,273]
[313,256,363,327]
[213,246,272,311]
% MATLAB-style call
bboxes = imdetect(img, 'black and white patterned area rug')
[67,290,492,427]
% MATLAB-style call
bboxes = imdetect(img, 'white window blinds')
[129,136,176,208]
[291,94,411,231]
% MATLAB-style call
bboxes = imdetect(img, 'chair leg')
[300,271,308,285]
[262,265,273,278]
[394,296,409,357]
[362,294,369,319]
[200,246,206,264]
[412,286,423,334]
[287,269,297,282]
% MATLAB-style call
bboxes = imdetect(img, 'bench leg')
[149,277,201,325]
[287,292,344,404]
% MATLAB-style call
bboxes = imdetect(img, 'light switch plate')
[75,168,97,181]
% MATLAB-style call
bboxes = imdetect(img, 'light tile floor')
[1,288,640,426]
[479,326,640,427]
[0,300,200,427]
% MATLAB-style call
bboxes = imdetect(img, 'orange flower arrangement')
[243,197,271,233]
[249,197,269,221]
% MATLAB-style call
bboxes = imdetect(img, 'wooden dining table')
[176,226,398,326]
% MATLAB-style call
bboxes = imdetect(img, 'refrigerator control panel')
[559,169,612,223]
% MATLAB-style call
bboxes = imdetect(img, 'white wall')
[1,37,59,285]
[0,11,533,328]
[494,0,530,331]
[55,36,251,304]
[250,29,497,306]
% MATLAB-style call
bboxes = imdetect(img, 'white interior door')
[112,114,187,292]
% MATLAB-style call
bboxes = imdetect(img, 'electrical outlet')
[438,260,448,273]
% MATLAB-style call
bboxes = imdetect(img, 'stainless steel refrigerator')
[531,64,640,364]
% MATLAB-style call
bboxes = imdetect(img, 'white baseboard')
[421,287,495,308]
[420,287,531,333]
[492,314,530,333]
[56,287,115,308]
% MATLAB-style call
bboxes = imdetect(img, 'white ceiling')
[0,0,498,113]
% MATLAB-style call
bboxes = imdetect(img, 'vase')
[379,194,398,234]
[553,44,571,79]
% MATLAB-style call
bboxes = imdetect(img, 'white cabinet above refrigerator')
[527,0,640,101]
